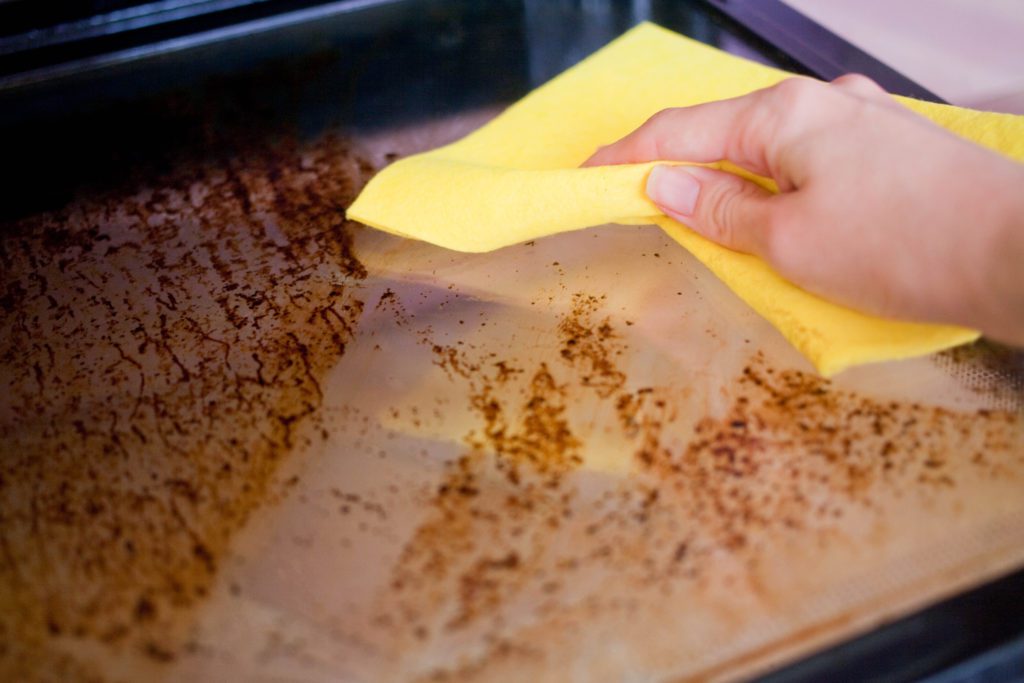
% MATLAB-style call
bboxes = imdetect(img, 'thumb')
[646,165,776,257]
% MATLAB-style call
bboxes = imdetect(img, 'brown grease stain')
[375,295,1021,682]
[0,130,373,678]
[382,294,626,642]
[387,354,581,635]
[620,354,1019,558]
[557,292,626,398]
[6,122,1022,683]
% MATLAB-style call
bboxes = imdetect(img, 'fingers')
[583,75,906,177]
[831,73,887,99]
[647,164,777,258]
[830,73,905,112]
[582,89,779,176]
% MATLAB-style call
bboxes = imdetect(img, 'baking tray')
[1,1,1022,681]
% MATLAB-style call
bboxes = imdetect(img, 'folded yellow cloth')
[348,22,1024,376]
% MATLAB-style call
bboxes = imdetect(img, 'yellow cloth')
[348,22,1024,376]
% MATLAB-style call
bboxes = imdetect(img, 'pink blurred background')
[786,0,1024,114]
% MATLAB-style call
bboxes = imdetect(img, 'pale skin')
[584,74,1024,345]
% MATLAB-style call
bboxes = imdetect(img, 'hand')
[584,75,1024,345]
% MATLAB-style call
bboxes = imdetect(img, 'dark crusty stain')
[5,119,1023,683]
[0,128,374,678]
[382,295,623,641]
[557,292,625,398]
[618,353,1020,559]
[387,356,581,633]
[371,295,1021,682]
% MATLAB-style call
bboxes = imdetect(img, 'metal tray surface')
[1,2,1022,681]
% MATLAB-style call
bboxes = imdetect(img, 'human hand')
[583,75,1024,345]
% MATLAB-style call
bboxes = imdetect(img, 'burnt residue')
[613,353,1020,561]
[2,51,343,225]
[382,298,622,641]
[466,362,583,486]
[557,292,625,397]
[0,126,373,677]
[377,295,1021,680]
[6,116,1022,683]
[388,346,582,633]
[375,287,411,327]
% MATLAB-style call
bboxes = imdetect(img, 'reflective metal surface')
[1,2,1022,681]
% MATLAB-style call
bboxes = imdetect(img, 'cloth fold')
[349,22,1024,376]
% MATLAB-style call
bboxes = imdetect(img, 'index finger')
[581,83,790,177]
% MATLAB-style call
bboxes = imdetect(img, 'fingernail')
[647,165,700,217]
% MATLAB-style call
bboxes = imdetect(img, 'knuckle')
[734,110,771,167]
[646,108,680,158]
[770,78,840,123]
[834,72,883,91]
[700,184,739,244]
[832,73,890,104]
[648,107,675,123]
[646,107,680,130]
[765,77,845,140]
[770,77,820,109]
[750,79,825,160]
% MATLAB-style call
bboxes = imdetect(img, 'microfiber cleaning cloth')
[348,23,1024,376]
